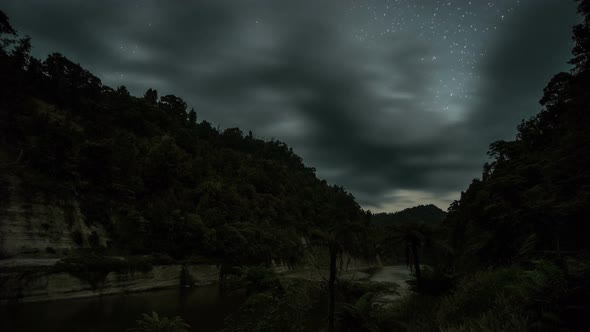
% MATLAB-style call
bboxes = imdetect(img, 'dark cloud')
[1,0,581,211]
[466,0,579,142]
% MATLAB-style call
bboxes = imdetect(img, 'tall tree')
[309,185,369,332]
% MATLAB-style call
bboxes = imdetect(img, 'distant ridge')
[371,204,446,226]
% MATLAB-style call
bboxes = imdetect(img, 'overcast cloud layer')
[1,0,580,212]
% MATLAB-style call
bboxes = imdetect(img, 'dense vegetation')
[383,1,590,330]
[213,1,590,330]
[3,0,590,331]
[0,10,371,268]
[372,204,446,226]
[0,10,373,330]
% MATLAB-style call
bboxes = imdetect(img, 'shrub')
[222,278,324,332]
[435,267,525,326]
[130,311,189,332]
[433,262,569,331]
[52,254,154,289]
[376,293,441,332]
[235,266,282,295]
[440,306,529,332]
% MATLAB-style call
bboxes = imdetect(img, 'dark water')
[0,285,241,332]
[0,266,408,332]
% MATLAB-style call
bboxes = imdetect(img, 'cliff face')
[0,176,108,258]
[0,177,222,303]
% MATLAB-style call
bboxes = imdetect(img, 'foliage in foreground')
[130,311,190,332]
[378,258,589,332]
[222,268,325,332]
[357,1,590,330]
[221,266,401,332]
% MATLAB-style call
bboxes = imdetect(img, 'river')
[369,265,413,300]
[0,285,241,332]
[0,265,411,332]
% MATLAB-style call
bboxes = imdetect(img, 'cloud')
[1,0,581,212]
[464,0,579,143]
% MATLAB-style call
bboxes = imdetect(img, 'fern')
[129,311,190,332]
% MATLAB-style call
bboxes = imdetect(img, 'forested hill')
[378,3,590,329]
[372,204,446,226]
[0,11,369,263]
[444,1,590,267]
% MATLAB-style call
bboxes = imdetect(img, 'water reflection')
[1,266,410,332]
[1,284,241,332]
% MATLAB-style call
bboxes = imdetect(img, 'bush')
[130,311,189,332]
[235,266,282,295]
[52,254,154,289]
[378,262,572,332]
[222,278,324,332]
[437,261,571,331]
[377,293,441,332]
[440,306,529,332]
[435,267,525,326]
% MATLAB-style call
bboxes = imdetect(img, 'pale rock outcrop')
[0,176,108,258]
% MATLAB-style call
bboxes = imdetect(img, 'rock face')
[0,264,220,303]
[0,176,108,258]
[0,177,222,304]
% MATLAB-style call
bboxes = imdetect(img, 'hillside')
[0,12,368,267]
[371,204,446,226]
[2,2,590,331]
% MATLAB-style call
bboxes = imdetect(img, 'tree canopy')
[444,0,590,270]
[0,11,367,268]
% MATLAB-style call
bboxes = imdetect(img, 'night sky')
[1,0,581,212]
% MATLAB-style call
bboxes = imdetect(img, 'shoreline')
[1,257,403,304]
[0,262,220,304]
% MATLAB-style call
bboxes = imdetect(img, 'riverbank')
[1,255,408,304]
[1,263,412,332]
[0,260,220,304]
[0,284,242,332]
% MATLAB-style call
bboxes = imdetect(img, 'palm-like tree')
[389,222,437,291]
[307,185,370,332]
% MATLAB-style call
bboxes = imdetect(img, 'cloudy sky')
[2,0,581,212]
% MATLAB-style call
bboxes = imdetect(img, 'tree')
[0,12,375,320]
[187,108,197,127]
[388,222,437,291]
[309,185,369,332]
[144,88,158,104]
[159,94,187,120]
[0,10,17,56]
[117,85,130,96]
[0,10,16,36]
[443,0,590,270]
